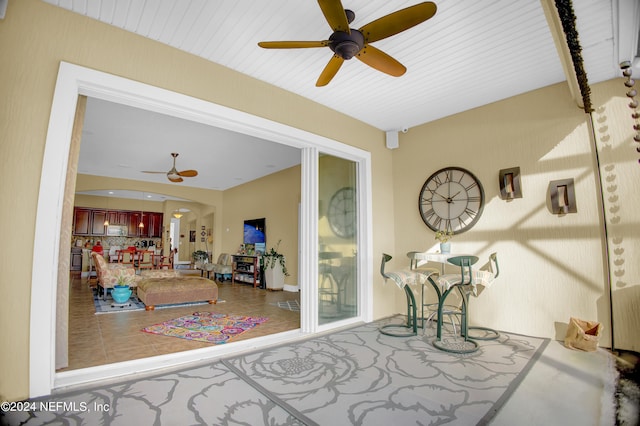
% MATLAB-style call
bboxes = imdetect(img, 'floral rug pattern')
[142,312,269,344]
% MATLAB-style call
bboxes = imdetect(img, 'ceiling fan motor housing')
[329,29,364,60]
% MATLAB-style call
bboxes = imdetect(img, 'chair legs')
[379,285,418,337]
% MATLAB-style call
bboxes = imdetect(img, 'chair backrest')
[91,252,107,272]
[380,253,393,279]
[447,255,479,285]
[140,250,152,263]
[489,252,499,278]
[217,253,232,266]
[118,251,134,264]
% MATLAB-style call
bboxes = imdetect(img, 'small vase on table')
[440,242,451,254]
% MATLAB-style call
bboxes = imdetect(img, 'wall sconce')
[499,167,522,200]
[549,178,577,214]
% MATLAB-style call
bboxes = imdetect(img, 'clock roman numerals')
[418,167,485,234]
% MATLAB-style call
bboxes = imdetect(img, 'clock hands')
[433,189,462,204]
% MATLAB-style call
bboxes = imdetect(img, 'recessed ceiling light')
[117,164,131,168]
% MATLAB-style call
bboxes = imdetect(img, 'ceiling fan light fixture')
[329,30,364,60]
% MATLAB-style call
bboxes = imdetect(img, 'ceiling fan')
[142,152,198,183]
[258,1,437,86]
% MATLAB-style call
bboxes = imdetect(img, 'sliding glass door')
[318,155,358,325]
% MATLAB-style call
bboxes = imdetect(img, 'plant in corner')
[263,240,289,276]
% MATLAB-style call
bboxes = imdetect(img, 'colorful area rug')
[271,300,300,312]
[141,312,268,344]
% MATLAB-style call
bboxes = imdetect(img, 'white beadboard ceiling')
[42,0,640,192]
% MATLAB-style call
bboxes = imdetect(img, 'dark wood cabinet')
[107,211,128,226]
[74,207,163,238]
[148,213,163,238]
[73,208,91,235]
[70,248,83,271]
[128,212,142,237]
[90,210,107,235]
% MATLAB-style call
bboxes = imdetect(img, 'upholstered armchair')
[91,252,138,300]
[213,253,233,281]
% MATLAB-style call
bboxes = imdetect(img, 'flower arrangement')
[263,239,290,276]
[434,230,454,243]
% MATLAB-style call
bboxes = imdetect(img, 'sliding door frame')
[30,62,372,397]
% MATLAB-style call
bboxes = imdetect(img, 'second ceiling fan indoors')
[258,1,437,86]
[142,152,198,183]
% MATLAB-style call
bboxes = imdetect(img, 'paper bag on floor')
[564,317,602,352]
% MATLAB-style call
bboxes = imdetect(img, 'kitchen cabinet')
[107,210,128,226]
[73,207,162,237]
[73,208,91,235]
[148,213,163,238]
[70,248,83,271]
[90,210,108,235]
[128,212,142,237]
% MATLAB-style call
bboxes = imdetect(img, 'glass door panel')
[318,155,358,325]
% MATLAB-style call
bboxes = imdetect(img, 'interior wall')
[222,166,301,286]
[0,0,391,402]
[392,80,639,349]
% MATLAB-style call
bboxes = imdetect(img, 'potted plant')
[112,271,133,304]
[192,250,208,264]
[435,230,454,254]
[263,240,289,290]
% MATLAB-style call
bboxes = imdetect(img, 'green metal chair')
[431,255,480,353]
[379,253,419,337]
[406,251,460,335]
[466,252,500,341]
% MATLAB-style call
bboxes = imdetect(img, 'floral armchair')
[91,252,139,300]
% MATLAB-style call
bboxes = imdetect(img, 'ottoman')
[137,276,218,310]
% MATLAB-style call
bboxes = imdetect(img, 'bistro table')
[407,251,497,353]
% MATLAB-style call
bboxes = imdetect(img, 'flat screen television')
[243,218,266,255]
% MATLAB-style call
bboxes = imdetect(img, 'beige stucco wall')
[392,80,639,350]
[0,0,391,402]
[221,166,301,286]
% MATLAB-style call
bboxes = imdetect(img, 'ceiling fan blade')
[356,45,406,77]
[141,171,167,174]
[317,0,350,33]
[177,169,198,177]
[359,2,437,43]
[316,55,344,87]
[168,176,183,183]
[258,41,329,49]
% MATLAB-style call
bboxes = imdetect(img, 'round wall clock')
[418,166,484,234]
[328,187,356,238]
